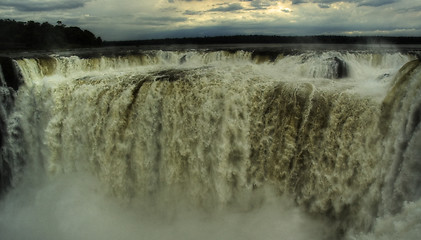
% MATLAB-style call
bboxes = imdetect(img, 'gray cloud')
[357,0,396,7]
[0,0,89,12]
[250,0,278,10]
[183,10,202,15]
[290,0,340,4]
[318,3,331,8]
[397,5,421,13]
[290,0,308,4]
[208,3,243,12]
[290,0,398,7]
[136,16,189,26]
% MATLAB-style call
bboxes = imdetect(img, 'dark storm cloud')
[208,3,243,12]
[290,0,398,7]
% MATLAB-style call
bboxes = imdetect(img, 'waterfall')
[0,49,420,239]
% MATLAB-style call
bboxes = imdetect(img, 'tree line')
[0,19,102,50]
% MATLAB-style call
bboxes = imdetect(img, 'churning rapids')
[0,48,420,240]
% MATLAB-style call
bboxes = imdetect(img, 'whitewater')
[0,47,420,240]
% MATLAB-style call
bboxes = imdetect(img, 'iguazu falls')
[0,45,420,240]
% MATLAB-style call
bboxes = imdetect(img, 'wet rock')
[179,55,187,64]
[0,57,23,91]
[326,57,348,79]
[251,50,280,63]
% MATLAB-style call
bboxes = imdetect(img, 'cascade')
[0,49,420,239]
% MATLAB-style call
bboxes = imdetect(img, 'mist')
[0,172,333,240]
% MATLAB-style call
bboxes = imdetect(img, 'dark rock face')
[251,50,280,63]
[0,86,13,197]
[0,154,11,196]
[0,57,21,196]
[327,57,348,79]
[179,55,187,64]
[306,56,348,79]
[0,57,23,91]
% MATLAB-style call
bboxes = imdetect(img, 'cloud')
[318,3,331,8]
[290,0,398,7]
[171,0,203,2]
[136,16,188,26]
[357,0,397,7]
[397,5,421,13]
[290,0,344,4]
[183,10,202,15]
[289,0,312,4]
[0,0,419,41]
[250,0,277,10]
[0,0,89,11]
[208,3,243,12]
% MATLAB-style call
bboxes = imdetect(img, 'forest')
[0,19,102,50]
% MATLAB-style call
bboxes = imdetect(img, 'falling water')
[0,49,420,240]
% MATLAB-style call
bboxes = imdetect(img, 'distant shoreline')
[104,35,421,47]
[2,34,421,58]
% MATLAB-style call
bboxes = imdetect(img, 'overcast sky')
[0,0,420,40]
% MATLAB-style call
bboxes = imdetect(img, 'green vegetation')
[0,19,102,50]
